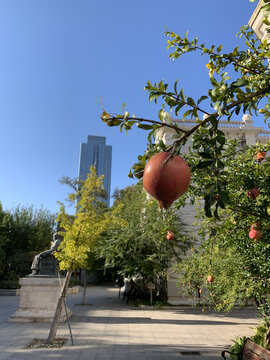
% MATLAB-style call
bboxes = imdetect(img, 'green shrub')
[228,336,247,360]
[228,324,268,358]
[0,277,20,289]
[252,324,268,349]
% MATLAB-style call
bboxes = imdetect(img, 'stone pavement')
[0,284,259,360]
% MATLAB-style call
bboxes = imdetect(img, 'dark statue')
[30,233,62,276]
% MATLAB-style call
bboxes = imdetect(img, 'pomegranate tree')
[143,152,191,209]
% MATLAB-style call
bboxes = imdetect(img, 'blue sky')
[0,0,261,214]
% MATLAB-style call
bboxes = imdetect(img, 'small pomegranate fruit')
[255,151,266,162]
[250,223,260,231]
[249,229,261,241]
[166,230,174,240]
[247,188,260,199]
[143,152,191,209]
[207,275,214,283]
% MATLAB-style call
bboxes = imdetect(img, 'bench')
[221,338,270,360]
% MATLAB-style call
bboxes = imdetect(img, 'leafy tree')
[0,204,56,286]
[176,139,270,346]
[47,166,125,343]
[96,182,191,300]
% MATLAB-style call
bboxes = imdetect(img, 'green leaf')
[197,96,208,105]
[235,104,241,115]
[174,79,180,93]
[158,109,165,122]
[175,103,185,115]
[198,151,212,159]
[187,97,196,107]
[149,93,161,102]
[197,160,213,169]
[233,78,249,88]
[204,195,212,218]
[180,88,184,101]
[209,115,218,129]
[101,111,110,122]
[110,119,122,126]
[216,130,226,145]
[136,124,154,130]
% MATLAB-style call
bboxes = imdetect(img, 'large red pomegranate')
[143,152,191,209]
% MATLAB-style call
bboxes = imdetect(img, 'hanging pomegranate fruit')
[255,151,266,162]
[143,152,191,209]
[247,188,260,199]
[207,275,214,283]
[166,230,174,240]
[249,229,261,241]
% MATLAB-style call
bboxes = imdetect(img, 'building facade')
[78,135,112,207]
[249,0,268,42]
[156,114,270,304]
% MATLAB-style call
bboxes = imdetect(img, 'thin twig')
[108,116,187,133]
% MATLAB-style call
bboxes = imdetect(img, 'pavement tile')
[0,284,259,360]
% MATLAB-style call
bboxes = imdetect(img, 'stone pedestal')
[9,276,72,322]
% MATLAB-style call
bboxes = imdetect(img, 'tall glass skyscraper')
[78,135,112,207]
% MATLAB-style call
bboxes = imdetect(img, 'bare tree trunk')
[46,269,73,344]
[265,323,270,348]
[82,269,87,305]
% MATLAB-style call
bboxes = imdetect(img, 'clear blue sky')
[0,0,261,214]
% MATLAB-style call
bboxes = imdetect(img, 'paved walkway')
[0,285,259,360]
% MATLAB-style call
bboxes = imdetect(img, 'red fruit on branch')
[166,230,174,240]
[207,275,214,283]
[255,151,266,162]
[250,223,261,231]
[143,152,191,210]
[247,188,260,199]
[249,229,261,241]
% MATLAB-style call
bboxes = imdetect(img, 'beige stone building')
[156,114,270,303]
[249,0,268,42]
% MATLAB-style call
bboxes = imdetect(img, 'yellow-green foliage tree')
[47,166,125,343]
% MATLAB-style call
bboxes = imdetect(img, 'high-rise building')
[78,135,112,207]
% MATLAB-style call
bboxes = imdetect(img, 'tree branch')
[107,116,188,133]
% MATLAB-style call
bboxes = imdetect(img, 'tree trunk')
[46,269,73,344]
[157,276,168,302]
[265,323,270,348]
[82,269,87,305]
